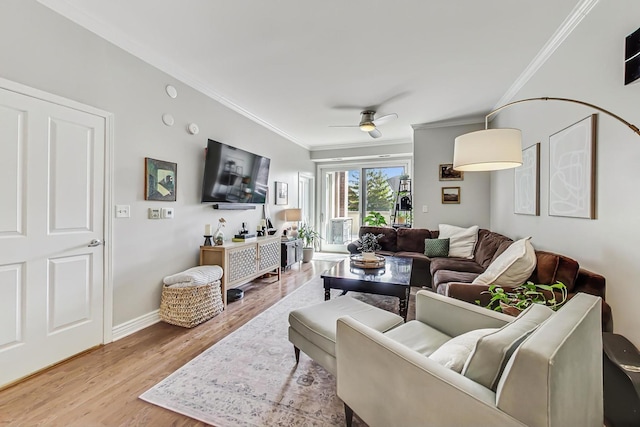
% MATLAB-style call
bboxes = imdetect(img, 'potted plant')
[357,232,383,261]
[363,211,387,227]
[479,281,568,316]
[298,223,321,263]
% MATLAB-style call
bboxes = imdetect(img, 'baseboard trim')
[111,310,161,341]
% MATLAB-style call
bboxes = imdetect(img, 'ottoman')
[288,296,404,376]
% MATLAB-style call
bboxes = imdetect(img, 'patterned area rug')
[140,277,414,426]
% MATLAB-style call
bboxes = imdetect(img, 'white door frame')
[0,76,114,343]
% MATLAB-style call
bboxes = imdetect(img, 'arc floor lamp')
[453,97,640,172]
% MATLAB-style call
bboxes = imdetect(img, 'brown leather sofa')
[347,226,612,331]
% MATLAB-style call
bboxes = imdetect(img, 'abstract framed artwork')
[145,157,177,201]
[275,181,288,205]
[514,143,540,215]
[549,114,597,219]
[441,187,460,204]
[439,163,464,181]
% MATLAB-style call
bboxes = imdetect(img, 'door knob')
[88,239,103,247]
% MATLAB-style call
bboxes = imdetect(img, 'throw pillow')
[461,303,554,390]
[438,224,479,259]
[424,238,450,257]
[429,328,497,373]
[472,237,537,287]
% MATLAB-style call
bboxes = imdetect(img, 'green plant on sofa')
[479,281,568,314]
[363,211,387,226]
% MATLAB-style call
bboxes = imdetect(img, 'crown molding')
[411,117,484,130]
[308,137,412,152]
[494,0,599,109]
[37,0,309,149]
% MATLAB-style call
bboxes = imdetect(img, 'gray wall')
[413,123,490,229]
[0,1,314,327]
[490,1,640,345]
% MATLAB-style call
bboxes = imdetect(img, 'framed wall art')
[514,143,540,215]
[275,181,288,205]
[549,114,597,219]
[145,157,177,201]
[439,163,464,181]
[441,187,460,204]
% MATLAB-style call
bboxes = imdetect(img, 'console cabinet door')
[227,245,258,285]
[258,239,280,273]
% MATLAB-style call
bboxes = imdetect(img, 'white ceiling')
[38,0,595,150]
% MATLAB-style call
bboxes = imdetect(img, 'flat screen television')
[201,139,271,204]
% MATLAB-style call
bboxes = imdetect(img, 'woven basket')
[160,281,224,328]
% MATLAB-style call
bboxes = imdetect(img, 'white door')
[0,87,105,387]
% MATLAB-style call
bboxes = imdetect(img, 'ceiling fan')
[330,110,398,138]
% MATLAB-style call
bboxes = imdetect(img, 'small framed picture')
[442,187,460,204]
[145,157,177,201]
[439,163,464,181]
[275,181,288,205]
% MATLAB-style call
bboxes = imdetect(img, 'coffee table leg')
[324,285,330,301]
[399,288,410,321]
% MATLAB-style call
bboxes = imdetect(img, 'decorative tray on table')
[350,254,386,269]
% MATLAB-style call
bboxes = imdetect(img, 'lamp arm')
[485,97,640,136]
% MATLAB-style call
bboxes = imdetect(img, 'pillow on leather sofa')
[424,238,450,257]
[438,224,479,259]
[472,237,536,287]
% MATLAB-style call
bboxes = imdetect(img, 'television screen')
[201,139,271,204]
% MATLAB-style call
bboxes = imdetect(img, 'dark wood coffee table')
[321,256,413,321]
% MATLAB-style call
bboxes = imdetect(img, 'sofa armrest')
[336,316,526,427]
[415,290,512,337]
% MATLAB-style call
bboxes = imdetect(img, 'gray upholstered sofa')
[336,290,604,426]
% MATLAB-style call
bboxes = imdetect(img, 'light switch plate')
[161,207,174,219]
[148,208,161,219]
[115,205,130,218]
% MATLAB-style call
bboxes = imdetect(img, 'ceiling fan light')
[359,122,375,132]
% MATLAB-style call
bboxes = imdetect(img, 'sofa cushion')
[491,240,515,263]
[429,328,498,373]
[472,237,537,287]
[474,230,514,269]
[438,224,479,259]
[434,270,481,294]
[462,303,554,390]
[397,227,436,253]
[384,320,451,356]
[424,238,450,257]
[359,226,397,252]
[430,257,485,276]
[528,251,580,292]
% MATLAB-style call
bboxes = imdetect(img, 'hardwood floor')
[0,258,339,427]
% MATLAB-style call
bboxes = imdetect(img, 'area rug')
[140,277,408,426]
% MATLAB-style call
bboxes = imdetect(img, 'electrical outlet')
[161,207,174,219]
[115,205,130,218]
[422,205,428,213]
[148,208,161,219]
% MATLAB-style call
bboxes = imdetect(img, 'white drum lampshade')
[453,128,523,171]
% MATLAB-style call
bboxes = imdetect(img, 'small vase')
[213,226,225,245]
[499,302,522,317]
[362,252,377,261]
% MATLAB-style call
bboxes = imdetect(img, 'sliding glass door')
[319,161,410,252]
